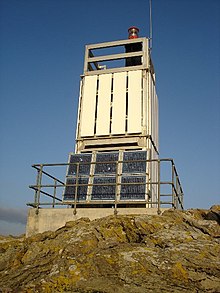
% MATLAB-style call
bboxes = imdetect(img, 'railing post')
[157,159,161,214]
[181,191,184,210]
[36,164,43,214]
[52,179,57,208]
[172,161,175,208]
[175,175,179,209]
[114,161,119,216]
[73,163,80,215]
[34,169,40,206]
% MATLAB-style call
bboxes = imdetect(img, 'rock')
[0,206,219,292]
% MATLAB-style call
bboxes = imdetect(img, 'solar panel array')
[63,151,148,202]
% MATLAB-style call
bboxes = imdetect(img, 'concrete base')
[26,207,168,237]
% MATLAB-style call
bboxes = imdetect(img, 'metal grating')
[67,153,92,176]
[63,177,88,201]
[122,151,147,174]
[91,177,116,200]
[120,175,146,200]
[94,152,119,175]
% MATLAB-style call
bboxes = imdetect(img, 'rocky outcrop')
[0,206,219,292]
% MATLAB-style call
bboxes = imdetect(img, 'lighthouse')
[27,28,183,236]
[64,28,159,209]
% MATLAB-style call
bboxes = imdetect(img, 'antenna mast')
[149,0,153,51]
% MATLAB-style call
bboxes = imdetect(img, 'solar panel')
[63,151,148,203]
[94,152,119,175]
[67,153,92,176]
[91,177,116,200]
[120,175,146,200]
[122,151,147,174]
[63,177,88,201]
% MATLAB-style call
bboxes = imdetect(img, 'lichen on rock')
[0,206,219,292]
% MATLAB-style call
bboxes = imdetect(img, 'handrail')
[32,165,65,185]
[28,158,184,214]
[30,186,62,202]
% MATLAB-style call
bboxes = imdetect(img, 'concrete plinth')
[26,207,168,237]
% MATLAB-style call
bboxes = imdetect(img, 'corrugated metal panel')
[128,70,142,133]
[111,72,127,134]
[80,75,97,137]
[96,74,112,136]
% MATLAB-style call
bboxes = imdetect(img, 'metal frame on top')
[83,37,149,75]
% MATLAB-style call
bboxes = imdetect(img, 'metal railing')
[28,158,184,215]
[84,37,149,75]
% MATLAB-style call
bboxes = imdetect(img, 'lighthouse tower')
[27,28,184,236]
[64,28,159,209]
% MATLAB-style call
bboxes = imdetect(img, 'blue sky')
[0,0,219,235]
